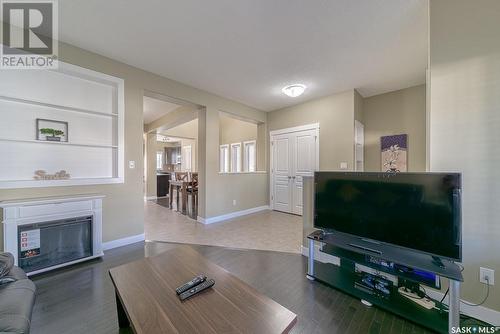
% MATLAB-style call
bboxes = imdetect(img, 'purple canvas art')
[381,134,408,172]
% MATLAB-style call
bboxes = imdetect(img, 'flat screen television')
[314,172,462,261]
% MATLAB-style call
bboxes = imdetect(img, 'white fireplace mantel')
[1,194,104,275]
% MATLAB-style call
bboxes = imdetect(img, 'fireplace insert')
[17,216,93,273]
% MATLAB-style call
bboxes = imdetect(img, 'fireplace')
[18,216,93,273]
[1,195,103,275]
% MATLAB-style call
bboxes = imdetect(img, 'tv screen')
[314,172,462,261]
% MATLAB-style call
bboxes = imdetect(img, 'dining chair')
[187,172,198,215]
[174,172,189,212]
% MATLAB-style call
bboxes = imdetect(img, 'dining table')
[169,179,193,214]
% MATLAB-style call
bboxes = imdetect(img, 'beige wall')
[429,0,500,313]
[219,114,258,145]
[0,39,267,249]
[144,106,197,134]
[162,119,198,140]
[363,85,427,172]
[268,90,356,171]
[201,108,268,217]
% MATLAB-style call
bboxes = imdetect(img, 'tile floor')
[144,199,303,253]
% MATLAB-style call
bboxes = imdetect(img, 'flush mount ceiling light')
[282,84,306,97]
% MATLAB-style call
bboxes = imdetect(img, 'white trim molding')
[301,246,500,326]
[102,233,145,251]
[144,196,157,201]
[301,245,340,266]
[197,205,269,224]
[269,122,320,137]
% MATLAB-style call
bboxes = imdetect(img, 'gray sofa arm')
[0,266,36,334]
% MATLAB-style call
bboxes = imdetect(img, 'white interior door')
[271,125,319,215]
[272,134,293,213]
[292,129,317,215]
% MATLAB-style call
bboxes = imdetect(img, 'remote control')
[175,275,207,295]
[179,279,215,301]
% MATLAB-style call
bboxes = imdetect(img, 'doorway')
[270,123,319,215]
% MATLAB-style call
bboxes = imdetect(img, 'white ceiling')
[59,0,427,111]
[143,96,181,124]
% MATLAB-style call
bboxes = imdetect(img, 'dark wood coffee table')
[109,246,297,334]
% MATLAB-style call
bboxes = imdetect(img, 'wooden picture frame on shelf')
[36,118,68,142]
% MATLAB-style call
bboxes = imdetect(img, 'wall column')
[197,107,221,219]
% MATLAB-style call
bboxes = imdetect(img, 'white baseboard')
[144,196,157,201]
[197,205,270,224]
[301,245,309,257]
[301,246,500,326]
[103,233,145,251]
[301,245,341,266]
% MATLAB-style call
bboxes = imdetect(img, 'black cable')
[440,263,463,304]
[460,278,490,306]
[440,288,449,303]
[438,278,490,308]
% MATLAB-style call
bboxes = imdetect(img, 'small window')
[220,144,229,173]
[156,151,163,170]
[243,140,256,172]
[230,143,242,173]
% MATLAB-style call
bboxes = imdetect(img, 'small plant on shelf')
[39,128,65,141]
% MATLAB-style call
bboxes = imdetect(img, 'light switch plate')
[128,161,136,169]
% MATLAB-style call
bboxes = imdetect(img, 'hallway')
[144,200,303,253]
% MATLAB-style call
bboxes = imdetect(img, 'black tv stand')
[432,256,446,269]
[306,230,463,334]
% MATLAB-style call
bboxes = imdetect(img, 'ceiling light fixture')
[282,84,306,97]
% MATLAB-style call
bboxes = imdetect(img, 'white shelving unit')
[0,62,124,189]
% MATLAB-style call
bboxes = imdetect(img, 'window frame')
[156,151,163,170]
[230,142,242,173]
[243,140,257,172]
[219,144,229,173]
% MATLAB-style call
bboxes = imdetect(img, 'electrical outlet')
[232,199,237,206]
[479,267,495,285]
[128,160,135,169]
[340,162,348,170]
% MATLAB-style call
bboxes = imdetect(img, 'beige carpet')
[144,200,302,253]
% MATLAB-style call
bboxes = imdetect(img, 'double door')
[271,126,318,215]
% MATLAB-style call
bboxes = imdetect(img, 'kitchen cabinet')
[165,147,181,165]
[157,173,171,197]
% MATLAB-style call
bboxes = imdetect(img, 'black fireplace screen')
[18,216,93,273]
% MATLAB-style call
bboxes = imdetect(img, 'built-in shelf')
[0,94,118,118]
[0,178,123,189]
[0,138,117,149]
[0,61,124,189]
